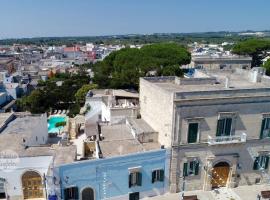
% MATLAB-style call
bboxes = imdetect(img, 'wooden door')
[211,166,230,189]
[22,171,44,199]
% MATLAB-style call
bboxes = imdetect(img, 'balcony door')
[216,118,232,137]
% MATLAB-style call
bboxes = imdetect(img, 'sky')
[0,0,270,39]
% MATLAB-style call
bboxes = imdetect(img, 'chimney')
[225,76,230,88]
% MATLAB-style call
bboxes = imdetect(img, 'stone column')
[203,157,214,191]
[169,147,180,193]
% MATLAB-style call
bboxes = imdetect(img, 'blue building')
[56,148,170,200]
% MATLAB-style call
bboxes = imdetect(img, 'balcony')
[208,133,247,145]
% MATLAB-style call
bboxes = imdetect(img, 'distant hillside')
[1,31,270,46]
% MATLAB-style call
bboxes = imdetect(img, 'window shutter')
[64,188,69,200]
[216,119,224,136]
[160,169,164,182]
[188,123,198,143]
[74,187,79,200]
[253,157,259,170]
[129,173,132,188]
[151,171,155,183]
[265,156,269,169]
[183,163,188,177]
[195,161,200,175]
[225,118,232,136]
[260,118,266,139]
[137,172,142,186]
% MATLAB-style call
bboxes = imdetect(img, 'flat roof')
[142,69,270,96]
[99,123,160,158]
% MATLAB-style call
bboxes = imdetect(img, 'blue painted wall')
[57,149,170,200]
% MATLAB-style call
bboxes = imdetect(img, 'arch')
[214,161,230,168]
[81,187,95,200]
[212,159,232,168]
[21,171,44,199]
[211,161,231,189]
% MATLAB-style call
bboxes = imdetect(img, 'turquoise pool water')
[48,116,66,133]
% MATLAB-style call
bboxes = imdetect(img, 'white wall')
[0,156,53,200]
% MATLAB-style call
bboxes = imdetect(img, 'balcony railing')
[208,133,247,145]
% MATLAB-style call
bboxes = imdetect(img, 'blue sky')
[0,0,269,38]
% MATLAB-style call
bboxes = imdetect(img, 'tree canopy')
[16,72,91,115]
[263,59,270,76]
[75,84,98,103]
[93,43,191,89]
[232,39,270,67]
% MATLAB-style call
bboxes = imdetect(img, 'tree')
[55,121,67,134]
[16,72,91,114]
[92,43,191,89]
[232,39,270,67]
[75,84,98,103]
[263,59,270,76]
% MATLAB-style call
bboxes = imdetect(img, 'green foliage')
[68,103,81,118]
[55,121,66,128]
[263,59,270,76]
[93,43,191,89]
[16,73,91,114]
[75,84,98,103]
[232,39,270,66]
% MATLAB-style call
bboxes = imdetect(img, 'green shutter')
[74,187,79,200]
[183,163,188,177]
[151,171,155,183]
[260,118,266,139]
[216,119,224,136]
[195,161,200,175]
[224,118,232,136]
[253,157,259,170]
[188,123,198,143]
[137,172,142,186]
[129,173,132,188]
[265,156,269,169]
[160,169,164,182]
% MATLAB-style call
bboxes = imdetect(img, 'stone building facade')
[140,68,270,193]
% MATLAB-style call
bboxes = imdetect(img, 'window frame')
[187,122,199,144]
[253,154,269,170]
[128,171,142,188]
[260,117,270,139]
[183,159,200,177]
[152,169,164,183]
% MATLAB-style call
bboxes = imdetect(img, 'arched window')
[81,187,94,200]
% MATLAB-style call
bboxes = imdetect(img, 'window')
[183,160,200,176]
[0,178,6,199]
[129,192,139,200]
[216,118,232,136]
[260,118,270,139]
[253,155,269,170]
[64,187,78,200]
[152,169,164,183]
[187,123,199,143]
[128,172,142,188]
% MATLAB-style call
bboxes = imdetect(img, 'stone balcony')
[208,133,247,145]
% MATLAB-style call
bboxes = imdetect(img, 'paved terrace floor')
[145,185,270,200]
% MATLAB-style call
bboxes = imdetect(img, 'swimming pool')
[48,116,67,133]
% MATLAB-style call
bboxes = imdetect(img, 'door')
[22,171,44,199]
[211,162,230,189]
[129,192,139,200]
[81,187,94,200]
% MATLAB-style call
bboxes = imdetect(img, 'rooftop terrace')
[98,123,160,158]
[141,68,270,99]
